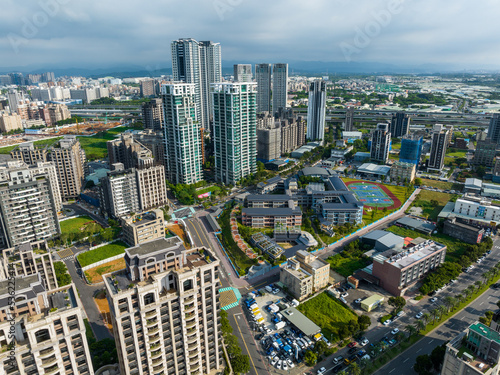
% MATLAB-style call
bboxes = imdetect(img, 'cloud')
[0,0,499,70]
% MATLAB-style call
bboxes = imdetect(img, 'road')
[310,237,500,375]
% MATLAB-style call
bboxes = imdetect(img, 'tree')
[479,311,494,326]
[414,177,422,186]
[54,261,71,286]
[388,296,406,310]
[430,344,446,372]
[314,340,328,356]
[430,199,439,207]
[414,354,433,375]
[220,310,233,336]
[304,350,317,366]
[358,315,371,331]
[443,296,456,313]
[416,319,426,332]
[405,325,417,339]
[231,354,250,374]
[350,362,361,375]
[475,280,483,293]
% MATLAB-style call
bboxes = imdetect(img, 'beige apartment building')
[295,250,330,291]
[121,209,165,246]
[50,137,86,200]
[390,161,416,183]
[280,258,313,301]
[103,237,223,375]
[11,142,49,165]
[0,113,23,132]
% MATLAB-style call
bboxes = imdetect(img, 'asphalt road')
[309,237,500,375]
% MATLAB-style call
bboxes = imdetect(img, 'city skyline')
[1,0,500,71]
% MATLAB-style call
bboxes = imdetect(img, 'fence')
[80,253,125,272]
[89,239,121,251]
[315,187,420,251]
[213,233,240,278]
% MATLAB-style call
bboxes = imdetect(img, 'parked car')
[360,338,369,346]
[391,328,399,335]
[348,341,358,348]
[383,319,392,326]
[354,298,362,304]
[430,297,438,303]
[341,292,349,298]
[333,355,344,365]
[396,311,405,318]
[317,367,326,374]
[416,312,424,319]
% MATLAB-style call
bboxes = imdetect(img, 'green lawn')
[0,137,63,154]
[446,149,467,157]
[297,292,358,341]
[325,254,371,277]
[77,241,128,268]
[77,126,141,160]
[386,226,468,263]
[60,216,100,235]
[419,178,463,192]
[195,186,221,197]
[407,190,456,221]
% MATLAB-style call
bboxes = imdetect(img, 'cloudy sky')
[1,0,499,71]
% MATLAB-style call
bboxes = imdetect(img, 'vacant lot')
[60,215,101,235]
[77,241,128,268]
[325,254,371,277]
[85,258,126,284]
[166,224,191,249]
[0,137,63,154]
[298,292,358,341]
[408,190,456,221]
[419,179,463,192]
[77,126,141,160]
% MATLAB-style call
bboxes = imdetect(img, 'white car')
[271,357,278,366]
[383,319,392,326]
[430,297,438,303]
[286,358,294,368]
[341,292,349,298]
[317,367,327,375]
[354,298,362,304]
[391,328,399,335]
[396,311,405,317]
[416,312,424,319]
[283,361,288,371]
[360,338,369,346]
[276,360,282,369]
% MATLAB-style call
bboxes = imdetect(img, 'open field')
[84,258,126,284]
[407,190,456,221]
[77,126,141,160]
[419,178,463,192]
[77,241,128,268]
[166,224,191,249]
[325,255,371,277]
[60,215,101,235]
[0,137,63,154]
[297,292,358,341]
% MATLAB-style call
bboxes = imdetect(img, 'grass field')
[85,258,125,284]
[407,190,456,221]
[386,225,468,263]
[297,292,358,341]
[195,186,221,197]
[419,178,463,192]
[0,137,63,154]
[77,126,141,160]
[77,241,128,268]
[60,215,100,235]
[325,255,371,277]
[446,149,468,157]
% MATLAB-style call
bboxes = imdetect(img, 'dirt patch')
[166,224,191,249]
[94,291,113,334]
[85,258,126,284]
[277,242,296,249]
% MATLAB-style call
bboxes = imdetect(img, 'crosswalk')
[61,255,75,261]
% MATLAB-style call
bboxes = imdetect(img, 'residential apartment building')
[473,139,497,167]
[399,134,423,166]
[11,142,49,164]
[0,275,94,375]
[100,161,167,219]
[242,203,302,228]
[428,124,449,172]
[103,237,222,375]
[295,250,329,291]
[0,241,58,290]
[255,63,272,113]
[50,137,86,200]
[488,114,500,146]
[277,108,306,154]
[443,217,484,244]
[162,83,202,185]
[212,82,257,185]
[442,322,500,375]
[390,161,416,183]
[306,80,326,142]
[121,209,165,246]
[372,239,447,296]
[390,112,410,138]
[142,98,164,131]
[99,163,140,218]
[257,125,281,162]
[122,129,165,165]
[0,113,23,132]
[233,64,252,82]
[0,164,61,248]
[47,103,71,124]
[140,79,158,98]
[370,123,391,163]
[279,258,313,301]
[107,133,153,170]
[171,38,221,132]
[344,107,355,131]
[272,63,288,115]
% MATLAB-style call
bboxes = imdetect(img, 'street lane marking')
[233,315,258,374]
[429,339,434,344]
[403,358,409,363]
[416,349,421,353]
[389,369,395,373]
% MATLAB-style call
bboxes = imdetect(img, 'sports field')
[344,181,402,210]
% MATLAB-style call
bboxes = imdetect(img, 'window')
[144,293,155,305]
[35,329,50,343]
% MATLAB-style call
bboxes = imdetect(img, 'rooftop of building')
[242,207,302,216]
[375,238,446,269]
[469,322,500,344]
[445,217,484,233]
[257,176,283,188]
[396,216,436,234]
[361,230,405,248]
[246,194,292,202]
[358,163,391,175]
[298,167,336,177]
[126,236,185,259]
[122,210,163,227]
[282,307,321,337]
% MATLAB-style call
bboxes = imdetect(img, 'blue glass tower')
[399,134,423,166]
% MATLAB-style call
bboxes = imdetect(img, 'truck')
[275,321,286,330]
[265,285,273,293]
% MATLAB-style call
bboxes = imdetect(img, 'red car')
[347,341,357,348]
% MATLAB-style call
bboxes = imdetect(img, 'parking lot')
[242,285,317,373]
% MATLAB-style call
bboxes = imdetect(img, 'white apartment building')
[103,237,222,375]
[454,196,500,224]
[212,82,257,185]
[162,83,202,184]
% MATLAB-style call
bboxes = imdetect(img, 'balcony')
[39,347,55,358]
[148,326,160,335]
[41,355,58,367]
[146,319,158,327]
[145,309,157,318]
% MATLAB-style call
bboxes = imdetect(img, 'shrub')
[380,314,392,323]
